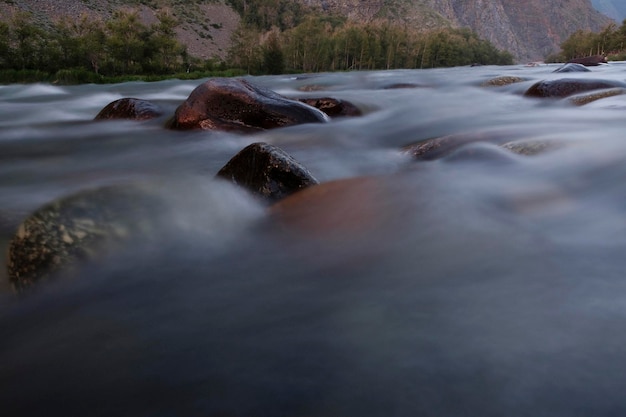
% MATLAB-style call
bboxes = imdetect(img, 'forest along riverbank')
[3,62,626,415]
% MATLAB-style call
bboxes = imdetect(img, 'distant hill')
[591,0,626,22]
[0,0,614,62]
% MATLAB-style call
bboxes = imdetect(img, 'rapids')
[2,63,626,416]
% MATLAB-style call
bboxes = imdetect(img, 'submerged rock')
[402,132,515,161]
[94,98,162,120]
[6,185,166,291]
[217,142,319,203]
[481,76,526,87]
[524,78,626,98]
[552,63,591,73]
[298,97,362,118]
[169,78,330,132]
[501,140,562,156]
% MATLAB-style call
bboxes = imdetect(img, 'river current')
[2,64,626,415]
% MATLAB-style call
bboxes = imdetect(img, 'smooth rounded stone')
[169,78,330,132]
[7,184,167,291]
[297,97,362,118]
[501,140,562,156]
[481,76,526,87]
[524,78,626,98]
[567,55,607,66]
[94,98,162,120]
[567,88,625,106]
[216,142,319,204]
[552,63,591,73]
[401,131,515,161]
[440,142,520,165]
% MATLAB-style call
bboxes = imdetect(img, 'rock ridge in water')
[169,78,330,132]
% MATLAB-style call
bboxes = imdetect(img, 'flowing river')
[2,63,626,416]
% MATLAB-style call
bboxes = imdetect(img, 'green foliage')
[555,20,626,61]
[228,18,514,74]
[0,8,192,83]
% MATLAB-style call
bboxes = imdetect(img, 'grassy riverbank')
[0,68,248,85]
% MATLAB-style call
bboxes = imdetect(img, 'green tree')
[227,25,262,73]
[261,31,285,74]
[105,10,148,74]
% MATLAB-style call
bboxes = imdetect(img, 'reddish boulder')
[169,78,330,132]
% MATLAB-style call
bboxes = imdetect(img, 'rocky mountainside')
[303,0,613,61]
[591,0,626,21]
[0,0,614,62]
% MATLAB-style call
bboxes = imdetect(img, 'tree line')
[0,9,199,83]
[227,3,514,74]
[0,2,514,84]
[547,19,626,62]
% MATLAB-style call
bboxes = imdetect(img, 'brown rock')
[169,78,330,132]
[94,98,162,120]
[217,142,318,203]
[298,97,362,118]
[524,78,626,98]
[567,55,607,66]
[481,76,526,87]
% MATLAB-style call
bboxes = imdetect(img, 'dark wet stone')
[481,76,526,87]
[382,83,421,89]
[94,98,162,120]
[552,63,591,73]
[298,97,362,118]
[568,88,625,106]
[524,78,626,98]
[567,55,607,66]
[7,184,166,291]
[216,142,318,203]
[169,78,329,132]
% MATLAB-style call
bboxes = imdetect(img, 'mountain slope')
[591,0,626,21]
[0,0,614,62]
[304,0,613,61]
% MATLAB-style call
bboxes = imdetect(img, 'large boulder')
[169,78,330,132]
[524,78,626,98]
[94,98,162,120]
[217,142,318,203]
